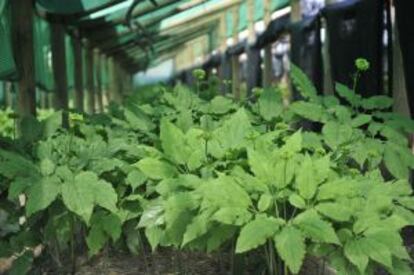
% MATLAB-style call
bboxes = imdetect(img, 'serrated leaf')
[384,145,409,179]
[290,63,319,102]
[145,226,164,251]
[258,194,273,212]
[315,202,352,222]
[206,225,236,252]
[290,102,327,122]
[40,158,55,176]
[322,121,353,149]
[274,226,305,274]
[344,239,369,274]
[92,180,118,214]
[351,114,372,128]
[289,194,306,209]
[160,119,187,164]
[296,155,317,199]
[212,207,252,226]
[213,108,251,151]
[126,169,147,191]
[258,88,283,121]
[335,82,360,107]
[361,96,393,110]
[274,158,295,189]
[86,226,107,256]
[136,158,177,180]
[26,176,60,216]
[236,216,284,253]
[182,212,210,247]
[208,96,235,114]
[61,172,117,223]
[294,210,339,244]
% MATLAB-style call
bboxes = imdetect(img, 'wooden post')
[85,44,95,113]
[11,0,36,118]
[231,5,241,101]
[323,0,336,95]
[71,35,84,112]
[108,57,115,103]
[291,0,302,22]
[51,22,69,128]
[392,21,411,116]
[109,59,122,104]
[102,56,110,106]
[4,82,13,108]
[40,90,48,109]
[263,0,273,88]
[94,50,104,112]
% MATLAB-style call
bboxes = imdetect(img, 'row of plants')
[0,64,413,274]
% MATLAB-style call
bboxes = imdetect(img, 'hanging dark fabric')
[245,44,262,98]
[219,53,232,94]
[290,15,323,100]
[254,14,290,49]
[202,54,221,78]
[394,0,414,117]
[323,0,384,97]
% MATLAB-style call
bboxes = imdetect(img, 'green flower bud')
[355,58,370,72]
[192,69,206,81]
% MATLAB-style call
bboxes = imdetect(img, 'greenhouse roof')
[35,0,290,72]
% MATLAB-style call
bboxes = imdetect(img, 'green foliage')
[0,68,413,275]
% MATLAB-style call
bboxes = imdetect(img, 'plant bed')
[1,63,413,275]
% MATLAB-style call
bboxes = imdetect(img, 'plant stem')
[137,230,151,275]
[70,215,77,275]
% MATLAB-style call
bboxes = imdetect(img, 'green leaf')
[208,96,235,114]
[176,110,193,133]
[236,216,284,253]
[135,158,177,180]
[26,176,60,216]
[61,172,117,223]
[138,201,164,228]
[145,226,164,251]
[384,145,409,179]
[86,226,107,256]
[258,88,283,121]
[126,169,147,191]
[160,119,187,164]
[274,157,295,189]
[258,194,273,212]
[290,102,327,122]
[288,194,306,209]
[294,210,339,244]
[282,130,302,154]
[335,82,360,107]
[9,251,33,275]
[274,226,305,274]
[361,96,393,110]
[347,236,393,271]
[213,108,251,150]
[206,225,236,252]
[322,121,353,149]
[212,207,252,226]
[344,239,369,274]
[39,158,55,176]
[315,202,352,222]
[92,180,118,214]
[290,63,319,102]
[351,114,372,128]
[296,155,317,199]
[182,212,210,247]
[86,212,122,256]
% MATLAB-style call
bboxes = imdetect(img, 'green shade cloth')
[0,0,17,80]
